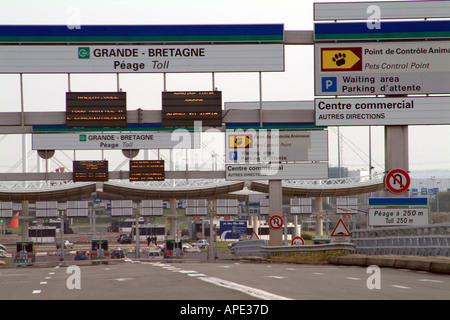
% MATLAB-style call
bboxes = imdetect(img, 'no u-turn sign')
[385,169,410,194]
[269,215,283,229]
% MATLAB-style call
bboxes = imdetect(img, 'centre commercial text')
[316,99,414,120]
[227,164,284,178]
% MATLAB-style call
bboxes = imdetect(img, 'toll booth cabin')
[14,241,36,264]
[164,239,183,258]
[90,239,109,260]
[28,226,56,243]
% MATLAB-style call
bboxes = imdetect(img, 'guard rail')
[351,223,450,257]
[232,240,268,257]
[261,243,355,259]
[232,240,354,259]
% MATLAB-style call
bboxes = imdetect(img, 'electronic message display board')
[73,160,108,182]
[161,91,222,127]
[66,92,127,128]
[129,160,165,181]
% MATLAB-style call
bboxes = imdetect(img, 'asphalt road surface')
[0,259,448,300]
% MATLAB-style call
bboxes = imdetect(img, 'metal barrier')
[351,223,450,257]
[232,240,268,257]
[232,240,354,259]
[261,243,355,259]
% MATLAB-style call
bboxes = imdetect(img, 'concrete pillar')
[168,198,177,239]
[315,197,323,238]
[385,125,409,172]
[269,180,283,246]
[385,125,409,198]
[21,200,29,242]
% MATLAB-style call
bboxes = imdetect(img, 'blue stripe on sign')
[0,24,284,37]
[369,198,428,206]
[315,20,450,35]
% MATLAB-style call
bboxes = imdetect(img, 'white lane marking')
[32,290,41,294]
[177,270,199,274]
[266,276,285,279]
[112,278,134,282]
[148,261,291,300]
[392,285,410,289]
[419,279,443,283]
[313,273,324,275]
[199,276,292,300]
[40,282,47,285]
[346,277,361,281]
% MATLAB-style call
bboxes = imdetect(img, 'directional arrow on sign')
[229,135,252,148]
[321,47,362,71]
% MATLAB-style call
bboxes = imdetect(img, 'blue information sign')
[220,221,247,240]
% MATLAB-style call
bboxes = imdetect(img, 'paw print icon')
[332,53,346,66]
[321,48,362,71]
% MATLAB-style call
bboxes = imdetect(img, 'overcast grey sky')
[0,0,449,176]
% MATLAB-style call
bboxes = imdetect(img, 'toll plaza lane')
[0,261,448,300]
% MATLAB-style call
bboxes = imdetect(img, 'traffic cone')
[8,212,19,229]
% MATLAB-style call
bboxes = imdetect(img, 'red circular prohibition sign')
[385,169,410,193]
[269,215,283,229]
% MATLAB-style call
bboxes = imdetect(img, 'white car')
[182,243,200,253]
[192,239,209,248]
[57,240,74,249]
[148,251,163,259]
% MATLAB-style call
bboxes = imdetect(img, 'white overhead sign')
[290,198,312,214]
[32,132,200,150]
[185,199,208,216]
[314,1,450,20]
[67,201,88,217]
[368,208,429,227]
[216,199,239,216]
[0,44,284,73]
[315,96,450,126]
[141,200,164,217]
[315,41,450,95]
[225,130,328,163]
[225,163,328,181]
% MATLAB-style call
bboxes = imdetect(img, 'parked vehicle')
[56,240,74,249]
[74,250,88,260]
[119,235,132,244]
[110,248,126,259]
[117,234,127,243]
[147,251,163,259]
[193,239,209,248]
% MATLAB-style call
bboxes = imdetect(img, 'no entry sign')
[269,215,283,229]
[385,169,410,194]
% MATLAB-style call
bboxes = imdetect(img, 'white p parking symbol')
[325,79,333,89]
